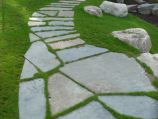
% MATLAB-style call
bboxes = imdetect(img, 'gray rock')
[25,41,60,72]
[99,96,158,119]
[58,11,74,17]
[50,3,79,6]
[84,6,103,17]
[58,101,115,119]
[48,73,93,115]
[127,4,138,13]
[60,53,156,93]
[138,3,155,15]
[39,11,58,16]
[112,28,152,53]
[29,33,40,42]
[152,5,158,16]
[134,0,146,4]
[28,21,46,26]
[40,7,72,11]
[57,45,108,62]
[59,0,80,4]
[49,21,74,26]
[116,0,124,3]
[100,1,128,17]
[32,12,45,17]
[29,17,73,21]
[19,78,46,119]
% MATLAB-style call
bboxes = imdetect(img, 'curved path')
[19,0,158,119]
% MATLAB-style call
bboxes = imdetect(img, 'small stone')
[99,96,158,119]
[19,78,46,119]
[112,28,152,53]
[49,38,85,49]
[58,101,116,119]
[48,73,93,115]
[100,1,128,17]
[20,60,38,79]
[84,6,103,17]
[40,7,72,11]
[28,21,46,26]
[60,53,155,93]
[29,33,40,42]
[32,12,45,17]
[45,33,80,42]
[39,11,58,16]
[58,11,74,17]
[49,21,74,26]
[35,30,76,38]
[29,17,73,21]
[57,45,108,62]
[25,41,60,72]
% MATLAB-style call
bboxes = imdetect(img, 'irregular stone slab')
[137,53,158,77]
[40,7,72,11]
[99,96,158,119]
[39,11,58,16]
[31,26,74,32]
[57,45,108,62]
[29,17,73,21]
[19,78,46,119]
[49,38,85,49]
[49,21,74,26]
[35,30,76,38]
[112,28,152,53]
[20,60,38,79]
[45,33,80,42]
[47,4,75,8]
[28,21,46,26]
[58,101,115,119]
[100,1,128,17]
[48,73,93,115]
[60,53,155,93]
[29,33,40,42]
[58,11,74,17]
[25,41,60,72]
[84,6,103,17]
[59,1,80,4]
[32,12,45,17]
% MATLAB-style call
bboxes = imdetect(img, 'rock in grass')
[138,3,155,15]
[100,1,128,17]
[84,6,103,17]
[112,28,152,53]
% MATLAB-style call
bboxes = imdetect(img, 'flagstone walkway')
[19,0,158,119]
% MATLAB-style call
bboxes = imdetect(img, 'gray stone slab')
[29,17,73,21]
[49,38,85,49]
[40,7,72,11]
[51,3,79,6]
[47,5,75,8]
[58,11,74,17]
[39,11,58,16]
[99,96,158,119]
[31,26,74,32]
[20,60,38,79]
[58,101,115,119]
[60,53,155,93]
[59,1,81,4]
[48,73,93,115]
[49,21,74,26]
[32,12,46,17]
[45,33,80,42]
[57,45,108,62]
[29,33,40,42]
[19,78,46,119]
[25,41,60,72]
[28,21,46,26]
[35,30,76,38]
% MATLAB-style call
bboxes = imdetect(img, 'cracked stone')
[49,21,74,26]
[58,11,74,17]
[29,33,40,42]
[39,11,58,16]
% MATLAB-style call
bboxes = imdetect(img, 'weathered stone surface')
[40,7,72,11]
[49,38,85,49]
[47,4,75,8]
[60,53,155,93]
[100,1,128,17]
[152,5,158,16]
[58,101,115,119]
[58,11,74,17]
[135,0,146,4]
[19,78,46,119]
[35,30,76,38]
[29,17,73,21]
[29,33,40,42]
[32,12,45,17]
[45,33,80,42]
[31,26,74,32]
[137,53,158,77]
[28,21,46,26]
[127,4,138,13]
[99,96,158,119]
[84,6,103,17]
[48,73,93,115]
[59,0,80,4]
[57,45,108,62]
[39,11,58,16]
[25,41,60,72]
[138,3,155,15]
[49,21,74,26]
[51,3,79,6]
[20,60,38,79]
[112,28,152,53]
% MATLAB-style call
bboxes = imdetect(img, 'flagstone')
[40,7,72,11]
[28,21,46,26]
[58,11,74,17]
[51,3,79,6]
[25,41,60,72]
[32,12,46,17]
[29,33,40,42]
[58,101,115,119]
[39,11,58,16]
[47,5,75,8]
[19,78,46,119]
[99,96,158,119]
[29,17,73,21]
[49,21,74,26]
[48,73,93,115]
[60,53,155,93]
[59,1,81,4]
[57,45,107,62]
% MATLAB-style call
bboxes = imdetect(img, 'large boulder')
[84,6,103,17]
[112,28,152,53]
[100,1,128,17]
[138,3,155,15]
